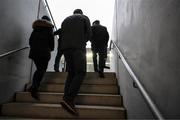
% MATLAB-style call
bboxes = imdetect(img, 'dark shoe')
[30,89,39,100]
[60,99,78,116]
[54,68,60,72]
[99,72,105,78]
[94,68,98,72]
[104,66,110,69]
[27,85,32,92]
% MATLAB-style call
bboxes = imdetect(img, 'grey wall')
[0,0,49,104]
[112,0,180,119]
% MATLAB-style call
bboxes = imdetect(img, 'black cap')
[93,20,100,25]
[73,9,83,14]
[41,15,51,21]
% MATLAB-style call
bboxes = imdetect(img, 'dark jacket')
[90,24,109,53]
[60,14,91,51]
[29,19,54,60]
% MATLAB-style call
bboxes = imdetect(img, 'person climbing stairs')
[0,72,126,119]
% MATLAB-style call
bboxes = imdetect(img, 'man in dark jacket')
[60,9,91,116]
[90,20,109,78]
[53,28,63,72]
[29,15,54,100]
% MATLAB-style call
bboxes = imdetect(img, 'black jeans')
[32,58,49,91]
[63,49,86,101]
[54,48,63,70]
[92,50,107,73]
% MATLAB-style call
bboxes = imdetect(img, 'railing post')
[43,0,67,72]
[37,0,41,19]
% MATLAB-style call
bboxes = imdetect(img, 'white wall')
[112,0,180,119]
[0,0,49,104]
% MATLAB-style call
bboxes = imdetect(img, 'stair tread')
[17,92,121,97]
[43,72,117,84]
[44,72,116,78]
[46,72,116,74]
[1,71,126,119]
[15,92,122,107]
[42,79,117,85]
[0,117,121,120]
[3,102,125,110]
[43,83,116,85]
[25,84,119,94]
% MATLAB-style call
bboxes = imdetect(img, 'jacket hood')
[32,19,54,29]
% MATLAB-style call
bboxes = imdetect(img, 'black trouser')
[54,48,63,70]
[63,49,86,101]
[92,50,107,73]
[32,58,49,91]
[92,51,98,72]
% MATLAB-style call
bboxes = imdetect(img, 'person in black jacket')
[53,28,63,72]
[59,9,91,116]
[90,20,109,78]
[28,15,54,100]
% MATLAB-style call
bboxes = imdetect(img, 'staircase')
[0,72,126,119]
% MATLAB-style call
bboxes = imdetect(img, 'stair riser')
[45,72,116,79]
[1,71,126,119]
[16,93,122,106]
[43,78,117,85]
[2,104,125,119]
[0,118,122,120]
[37,84,119,94]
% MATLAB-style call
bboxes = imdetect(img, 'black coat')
[90,24,109,53]
[29,19,54,60]
[60,14,91,51]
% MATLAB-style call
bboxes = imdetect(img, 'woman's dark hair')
[73,9,83,14]
[41,15,51,21]
[93,20,100,25]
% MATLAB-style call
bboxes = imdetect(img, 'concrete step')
[26,84,119,94]
[15,92,122,106]
[0,116,122,120]
[43,72,117,85]
[1,103,126,119]
[0,117,124,120]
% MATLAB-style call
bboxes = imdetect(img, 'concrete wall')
[112,0,180,119]
[0,0,49,104]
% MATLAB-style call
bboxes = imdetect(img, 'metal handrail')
[44,0,58,31]
[0,47,29,59]
[43,0,66,72]
[110,40,164,120]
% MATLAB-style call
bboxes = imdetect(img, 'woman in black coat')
[29,15,54,99]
